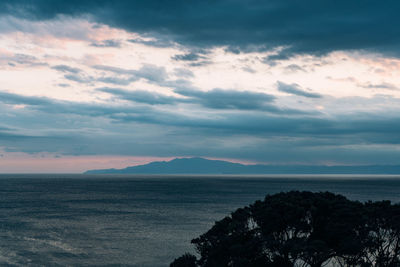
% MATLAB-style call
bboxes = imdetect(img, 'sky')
[0,0,400,173]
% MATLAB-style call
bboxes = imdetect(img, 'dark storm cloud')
[277,81,322,98]
[1,0,399,57]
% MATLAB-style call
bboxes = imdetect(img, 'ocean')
[1,175,400,266]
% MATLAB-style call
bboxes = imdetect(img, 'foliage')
[171,191,400,267]
[170,253,198,267]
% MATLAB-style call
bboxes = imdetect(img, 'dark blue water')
[1,175,400,266]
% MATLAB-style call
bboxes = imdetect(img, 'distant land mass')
[84,157,400,174]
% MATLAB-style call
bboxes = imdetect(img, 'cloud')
[64,74,93,84]
[127,35,176,48]
[93,63,317,114]
[262,51,292,66]
[174,88,276,110]
[97,84,311,114]
[0,90,147,117]
[0,91,50,106]
[173,68,194,78]
[359,82,398,90]
[284,64,306,73]
[0,125,13,131]
[277,81,322,98]
[90,39,122,48]
[93,64,168,85]
[326,77,399,91]
[52,65,81,74]
[1,53,47,67]
[55,64,170,86]
[2,1,399,57]
[172,51,212,66]
[11,54,38,64]
[98,87,184,105]
[0,89,311,130]
[188,60,213,67]
[2,2,400,168]
[134,64,169,83]
[97,76,134,86]
[172,52,205,62]
[128,38,172,48]
[1,90,400,165]
[92,65,133,75]
[51,65,93,84]
[0,131,37,141]
[242,66,256,73]
[104,103,400,143]
[57,83,71,88]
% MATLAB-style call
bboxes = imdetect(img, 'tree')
[171,191,400,267]
[362,201,400,266]
[170,253,197,267]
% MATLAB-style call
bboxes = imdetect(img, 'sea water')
[1,175,400,266]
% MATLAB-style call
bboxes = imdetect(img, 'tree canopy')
[170,191,400,267]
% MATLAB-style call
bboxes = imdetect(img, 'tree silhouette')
[170,253,197,267]
[362,201,400,266]
[171,191,400,267]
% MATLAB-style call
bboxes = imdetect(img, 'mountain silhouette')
[84,157,400,174]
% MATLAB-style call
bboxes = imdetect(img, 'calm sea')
[1,175,400,266]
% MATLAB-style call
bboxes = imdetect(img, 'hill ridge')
[84,157,400,174]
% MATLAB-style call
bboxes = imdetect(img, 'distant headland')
[84,157,400,174]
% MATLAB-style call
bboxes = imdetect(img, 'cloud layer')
[2,0,400,57]
[0,1,400,171]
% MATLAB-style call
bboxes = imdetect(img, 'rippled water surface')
[1,175,400,266]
